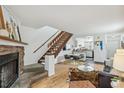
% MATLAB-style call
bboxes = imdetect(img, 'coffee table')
[69,68,99,87]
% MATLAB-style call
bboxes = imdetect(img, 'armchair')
[98,72,118,88]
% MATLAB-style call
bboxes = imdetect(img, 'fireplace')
[0,45,24,88]
[0,53,19,88]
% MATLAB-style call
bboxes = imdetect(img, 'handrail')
[33,30,59,53]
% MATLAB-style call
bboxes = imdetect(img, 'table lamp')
[113,49,124,72]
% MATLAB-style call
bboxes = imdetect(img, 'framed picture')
[0,5,21,41]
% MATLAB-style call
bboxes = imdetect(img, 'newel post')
[45,55,55,76]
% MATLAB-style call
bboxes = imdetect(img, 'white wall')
[106,32,124,58]
[19,25,36,65]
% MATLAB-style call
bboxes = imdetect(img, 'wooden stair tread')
[38,31,73,63]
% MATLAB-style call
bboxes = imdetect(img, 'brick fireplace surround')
[0,45,24,87]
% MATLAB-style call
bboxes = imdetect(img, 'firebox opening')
[0,52,19,88]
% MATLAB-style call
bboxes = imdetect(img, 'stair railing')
[33,30,59,53]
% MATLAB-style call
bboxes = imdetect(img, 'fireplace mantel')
[0,45,24,76]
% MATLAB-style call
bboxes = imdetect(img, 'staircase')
[38,31,73,64]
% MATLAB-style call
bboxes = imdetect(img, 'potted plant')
[111,77,120,88]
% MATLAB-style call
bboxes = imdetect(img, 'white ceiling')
[7,5,124,36]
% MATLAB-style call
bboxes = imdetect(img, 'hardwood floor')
[31,63,72,88]
[31,60,124,88]
[31,60,103,88]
